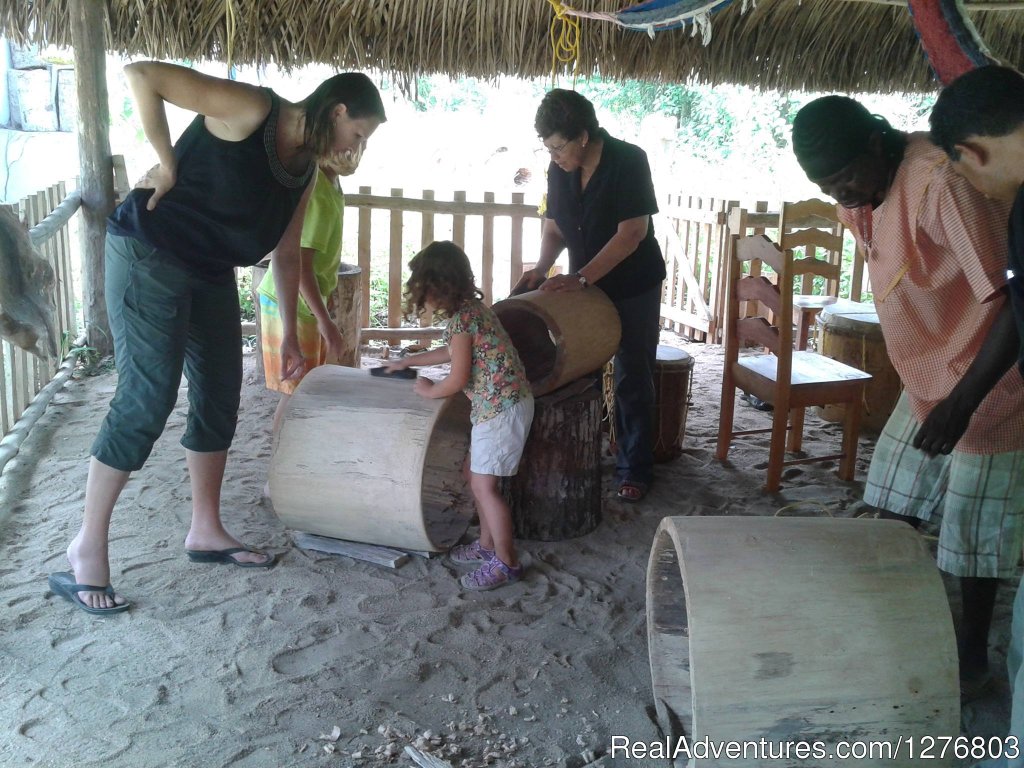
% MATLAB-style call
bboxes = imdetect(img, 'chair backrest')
[721,223,793,398]
[778,198,844,297]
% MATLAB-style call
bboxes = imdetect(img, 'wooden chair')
[715,203,871,492]
[779,199,845,350]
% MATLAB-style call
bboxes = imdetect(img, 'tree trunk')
[502,379,603,541]
[331,263,362,367]
[70,0,114,355]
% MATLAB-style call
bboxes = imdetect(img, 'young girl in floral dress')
[385,241,534,590]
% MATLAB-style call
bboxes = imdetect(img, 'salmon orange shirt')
[838,134,1024,454]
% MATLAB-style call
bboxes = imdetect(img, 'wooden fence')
[343,188,542,342]
[0,182,81,439]
[341,189,871,346]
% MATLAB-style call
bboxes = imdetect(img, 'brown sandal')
[617,480,649,503]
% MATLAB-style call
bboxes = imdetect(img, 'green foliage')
[367,264,415,327]
[237,268,257,323]
[62,330,113,377]
[368,272,391,327]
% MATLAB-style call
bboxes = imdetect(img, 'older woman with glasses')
[513,89,665,502]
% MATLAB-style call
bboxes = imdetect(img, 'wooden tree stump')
[330,262,362,367]
[501,379,603,541]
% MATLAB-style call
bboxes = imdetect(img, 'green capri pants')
[91,233,242,471]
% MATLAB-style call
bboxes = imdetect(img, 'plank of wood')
[404,746,454,768]
[292,532,410,569]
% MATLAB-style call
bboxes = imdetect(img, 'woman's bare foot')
[65,535,127,610]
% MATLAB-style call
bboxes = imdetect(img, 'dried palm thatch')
[1,0,1022,93]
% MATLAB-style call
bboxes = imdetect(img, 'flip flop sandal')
[616,480,649,503]
[48,571,130,615]
[185,547,277,568]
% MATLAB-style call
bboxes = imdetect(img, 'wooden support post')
[510,192,524,295]
[358,185,372,328]
[421,189,435,248]
[70,0,114,356]
[501,380,603,541]
[388,187,403,329]
[57,181,77,341]
[481,191,494,306]
[452,191,466,248]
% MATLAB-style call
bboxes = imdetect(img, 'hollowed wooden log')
[269,365,471,552]
[647,516,959,767]
[492,287,621,397]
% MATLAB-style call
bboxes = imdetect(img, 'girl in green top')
[258,150,357,436]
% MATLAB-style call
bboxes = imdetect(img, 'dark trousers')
[91,234,242,472]
[612,284,662,484]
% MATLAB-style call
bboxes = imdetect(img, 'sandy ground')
[0,337,1015,768]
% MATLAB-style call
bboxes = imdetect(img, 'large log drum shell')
[492,287,621,397]
[269,365,471,552]
[647,516,959,767]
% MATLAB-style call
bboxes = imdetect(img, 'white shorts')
[470,396,535,476]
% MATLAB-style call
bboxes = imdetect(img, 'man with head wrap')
[792,96,1024,698]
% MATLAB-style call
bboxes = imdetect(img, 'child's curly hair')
[403,241,483,319]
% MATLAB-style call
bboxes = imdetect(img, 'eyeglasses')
[544,138,576,157]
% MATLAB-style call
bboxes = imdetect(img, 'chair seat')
[792,295,838,310]
[735,351,871,409]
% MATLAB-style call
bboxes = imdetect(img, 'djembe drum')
[651,346,694,462]
[815,304,901,434]
[604,344,694,463]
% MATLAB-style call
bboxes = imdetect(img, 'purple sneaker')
[447,539,494,567]
[460,555,523,591]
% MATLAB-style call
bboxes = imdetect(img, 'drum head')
[819,307,882,337]
[656,344,692,365]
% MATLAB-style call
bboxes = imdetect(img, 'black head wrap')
[792,96,883,180]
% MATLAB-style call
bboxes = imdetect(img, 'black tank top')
[108,90,314,277]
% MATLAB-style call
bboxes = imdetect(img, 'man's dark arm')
[913,296,1019,455]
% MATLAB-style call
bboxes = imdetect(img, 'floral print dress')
[443,299,532,425]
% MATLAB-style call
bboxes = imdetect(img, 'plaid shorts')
[865,392,1024,578]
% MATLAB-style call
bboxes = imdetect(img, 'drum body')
[652,346,694,463]
[492,288,621,397]
[647,516,959,767]
[604,345,693,463]
[269,365,471,552]
[815,306,901,434]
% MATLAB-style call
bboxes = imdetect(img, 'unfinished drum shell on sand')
[269,365,471,552]
[492,287,621,397]
[647,516,959,767]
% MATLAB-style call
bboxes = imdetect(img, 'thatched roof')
[3,0,1024,93]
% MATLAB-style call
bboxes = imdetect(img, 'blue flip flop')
[185,547,277,568]
[48,571,130,615]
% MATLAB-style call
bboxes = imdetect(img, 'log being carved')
[0,206,58,358]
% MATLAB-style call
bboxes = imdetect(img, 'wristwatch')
[575,272,588,288]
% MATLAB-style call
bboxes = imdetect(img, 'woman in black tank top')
[48,62,386,615]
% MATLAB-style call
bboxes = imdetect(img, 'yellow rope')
[546,0,581,87]
[224,0,237,74]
